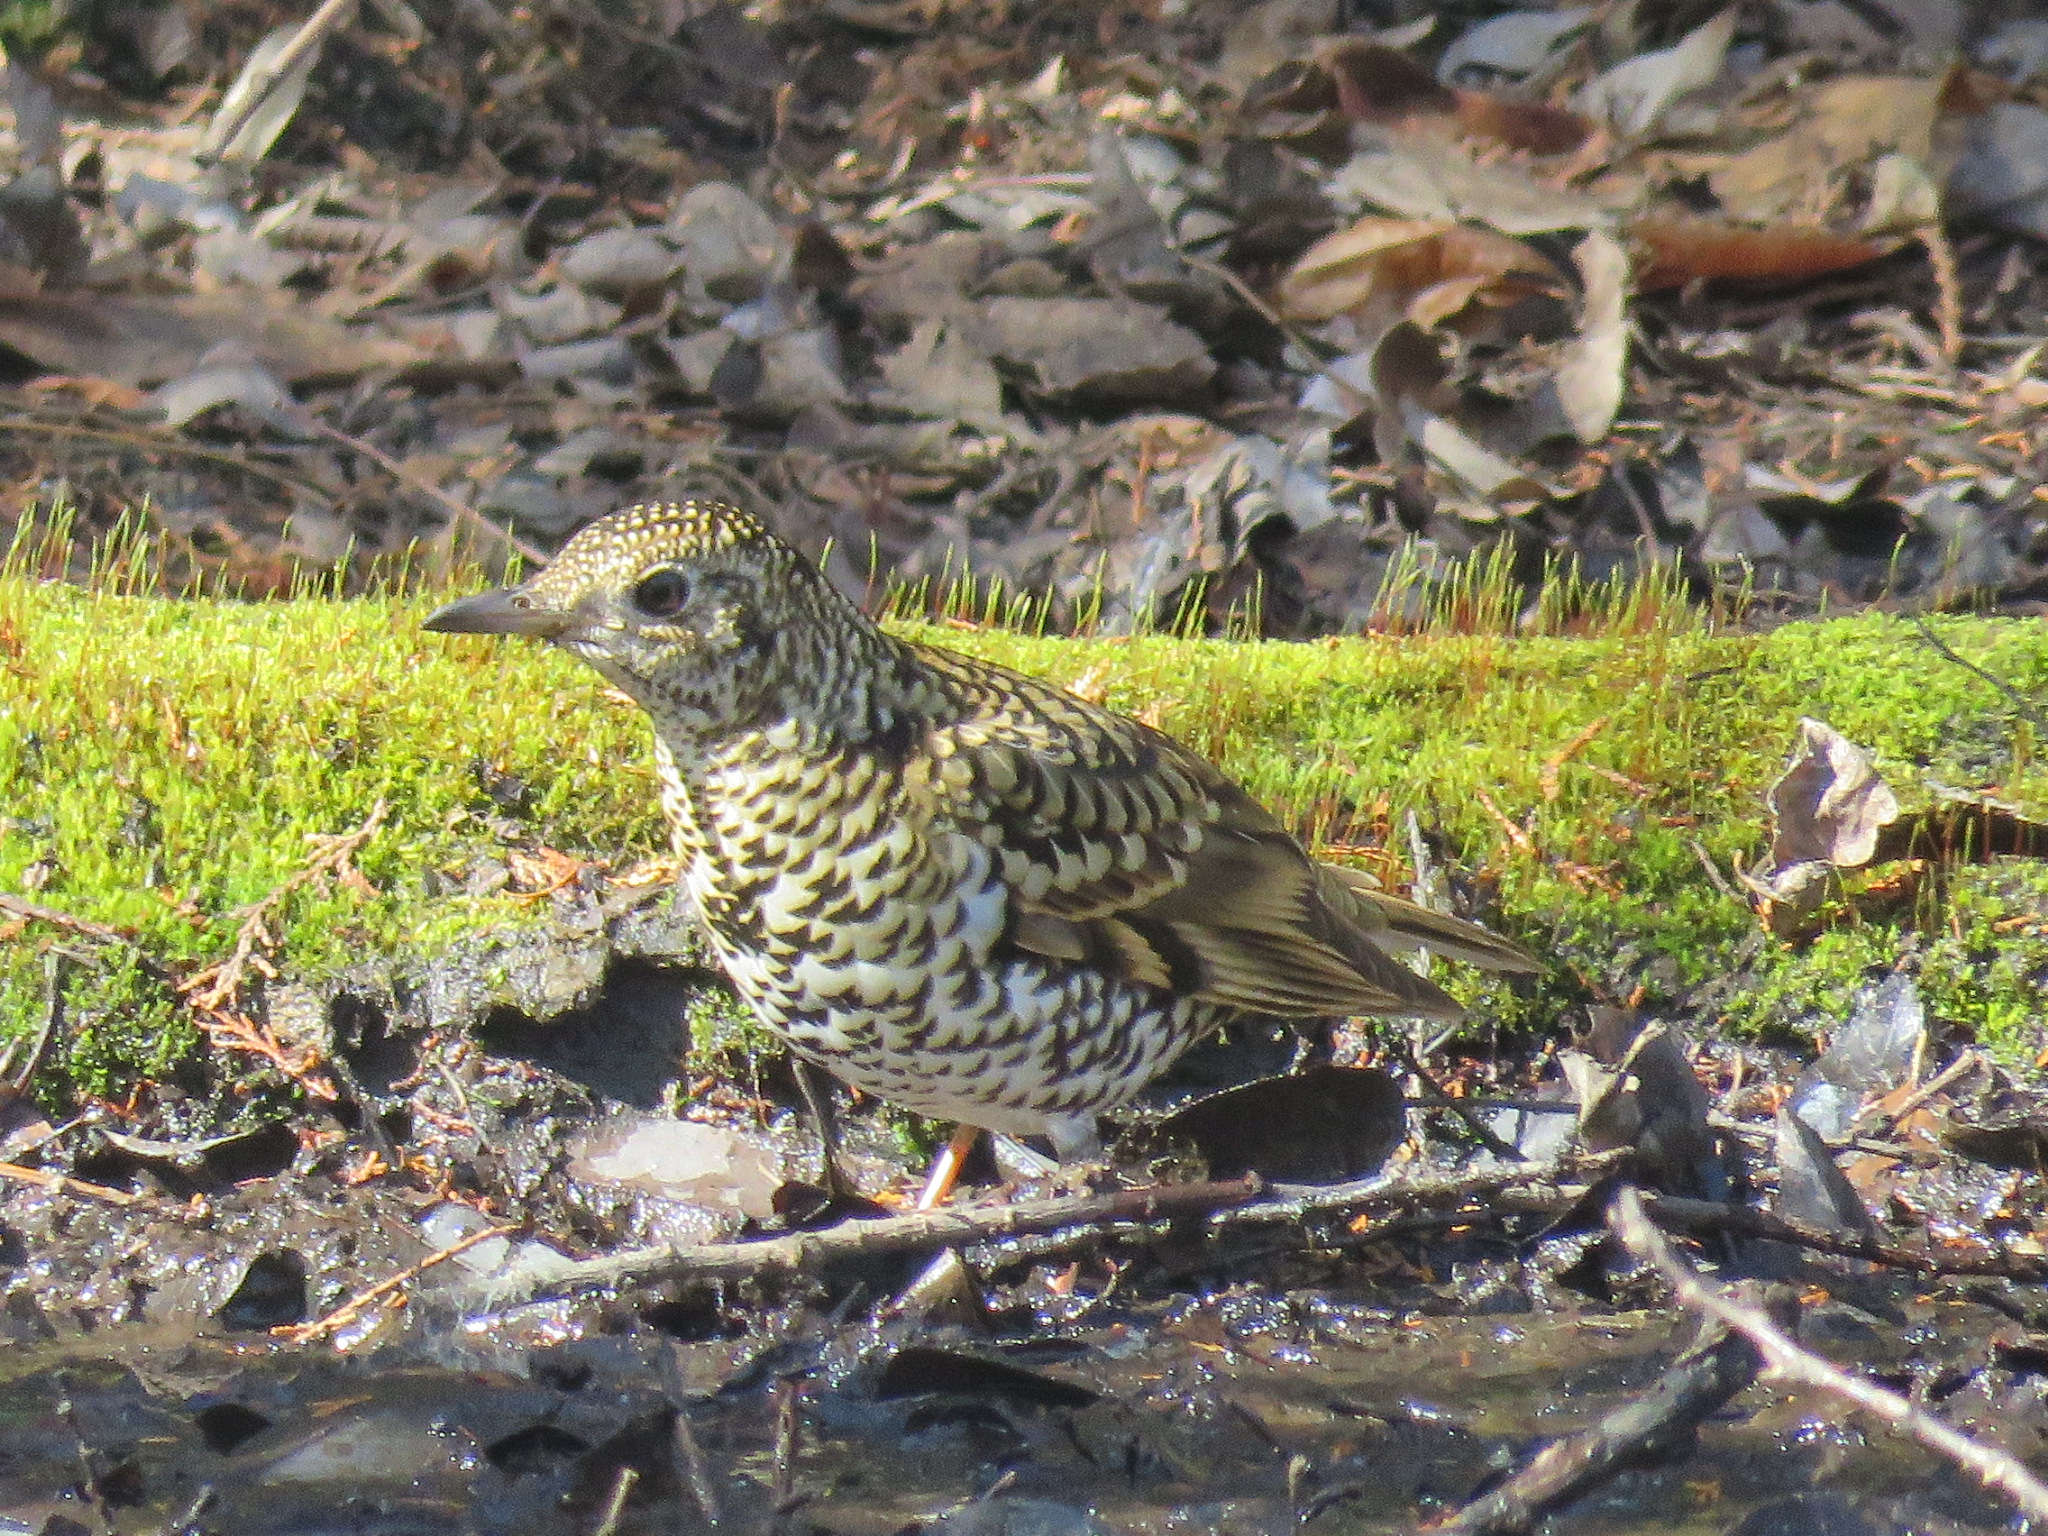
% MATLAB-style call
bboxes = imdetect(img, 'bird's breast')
[671,738,1005,1015]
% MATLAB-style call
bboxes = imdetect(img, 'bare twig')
[1175,249,1330,367]
[169,801,388,1101]
[1611,1187,2048,1524]
[1850,1048,1983,1141]
[279,1221,520,1345]
[672,1412,724,1527]
[182,799,388,1010]
[1419,1315,1759,1534]
[772,1377,801,1513]
[0,893,131,946]
[1908,615,2048,740]
[1643,1193,2048,1282]
[1221,1147,1632,1228]
[591,1465,639,1536]
[1688,838,1743,904]
[0,416,337,508]
[1472,787,1537,857]
[502,1176,1265,1303]
[0,1159,165,1209]
[309,420,546,564]
[1383,1037,1529,1163]
[1,952,66,1093]
[1539,715,1610,802]
[7,803,384,1105]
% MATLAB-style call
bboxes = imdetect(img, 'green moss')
[4,570,2046,1099]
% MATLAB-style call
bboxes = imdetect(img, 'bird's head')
[424,500,861,740]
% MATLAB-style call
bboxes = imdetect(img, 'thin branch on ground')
[1908,614,2048,740]
[1472,786,1538,857]
[171,801,388,1101]
[1414,1314,1760,1535]
[0,894,134,948]
[502,1176,1266,1304]
[0,416,339,507]
[1382,1038,1530,1163]
[0,1158,171,1209]
[280,1220,522,1345]
[672,1412,725,1528]
[1643,1192,2048,1282]
[1610,1186,2048,1525]
[1218,1146,1631,1228]
[182,799,388,1010]
[202,0,357,160]
[309,420,547,564]
[6,804,384,1105]
[1850,1048,1983,1140]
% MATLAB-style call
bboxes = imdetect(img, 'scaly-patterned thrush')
[424,501,1538,1191]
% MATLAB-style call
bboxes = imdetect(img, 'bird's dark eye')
[631,567,691,619]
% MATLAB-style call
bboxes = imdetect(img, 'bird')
[423,499,1539,1204]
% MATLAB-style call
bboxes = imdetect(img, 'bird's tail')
[1315,862,1541,975]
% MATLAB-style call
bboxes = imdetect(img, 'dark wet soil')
[4,1264,2041,1534]
[7,858,2048,1535]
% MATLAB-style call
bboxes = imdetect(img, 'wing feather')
[909,643,1530,1019]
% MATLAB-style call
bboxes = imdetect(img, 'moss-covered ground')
[3,555,2046,1099]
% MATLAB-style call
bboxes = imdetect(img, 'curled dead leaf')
[1278,216,1561,328]
[1552,229,1630,444]
[1629,215,1893,291]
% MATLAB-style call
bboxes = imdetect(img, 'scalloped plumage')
[425,499,1539,1156]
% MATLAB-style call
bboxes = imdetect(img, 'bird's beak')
[422,586,573,639]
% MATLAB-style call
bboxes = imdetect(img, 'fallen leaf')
[1278,216,1560,328]
[1331,141,1615,235]
[1552,228,1630,443]
[0,291,420,387]
[1577,8,1737,139]
[1709,72,1954,228]
[1628,215,1892,290]
[1767,717,1901,872]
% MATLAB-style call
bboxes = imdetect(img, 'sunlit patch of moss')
[682,983,771,1070]
[3,529,2048,1100]
[0,570,667,1097]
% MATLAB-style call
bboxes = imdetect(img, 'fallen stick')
[1610,1186,2048,1525]
[501,1176,1266,1303]
[1416,1315,1760,1535]
[1644,1193,2048,1282]
[0,1158,164,1209]
[1220,1146,1633,1228]
[280,1220,522,1345]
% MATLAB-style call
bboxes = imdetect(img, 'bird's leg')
[916,1123,984,1209]
[1047,1112,1103,1163]
[793,1058,858,1199]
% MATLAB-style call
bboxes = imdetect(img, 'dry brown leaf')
[1768,717,1901,872]
[1316,37,1594,156]
[1629,215,1892,290]
[1278,217,1561,327]
[1553,229,1630,444]
[1709,73,1955,228]
[0,291,420,388]
[1318,39,1456,126]
[1577,8,1737,139]
[507,846,588,896]
[1450,89,1596,156]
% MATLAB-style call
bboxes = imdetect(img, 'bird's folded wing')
[909,651,1470,1019]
